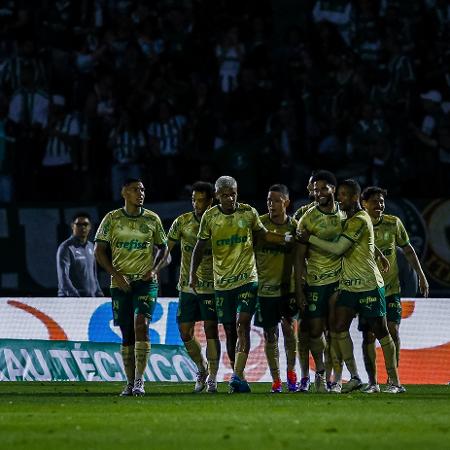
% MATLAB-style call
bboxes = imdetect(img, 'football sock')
[234,351,248,379]
[283,333,297,372]
[392,335,400,368]
[380,335,399,386]
[309,335,326,373]
[206,339,221,379]
[120,344,135,384]
[134,341,150,380]
[329,337,343,384]
[185,338,207,372]
[298,330,310,378]
[335,331,359,379]
[362,341,378,385]
[264,341,280,381]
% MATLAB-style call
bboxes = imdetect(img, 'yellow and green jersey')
[95,208,167,288]
[373,214,410,296]
[340,210,384,292]
[255,214,298,297]
[198,203,264,291]
[293,201,317,221]
[298,204,345,286]
[168,211,214,294]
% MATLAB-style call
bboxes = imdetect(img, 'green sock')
[206,339,221,379]
[392,335,400,368]
[185,338,207,372]
[120,344,135,384]
[283,334,297,372]
[134,341,150,380]
[264,341,280,382]
[362,341,378,385]
[234,352,248,379]
[309,335,326,373]
[335,331,359,379]
[297,330,310,378]
[380,335,399,386]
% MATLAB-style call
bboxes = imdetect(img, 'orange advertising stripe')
[376,342,450,384]
[7,300,68,341]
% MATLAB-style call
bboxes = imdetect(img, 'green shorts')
[305,282,339,319]
[338,287,386,319]
[215,282,258,324]
[386,294,402,324]
[254,295,298,328]
[110,280,158,327]
[177,291,217,323]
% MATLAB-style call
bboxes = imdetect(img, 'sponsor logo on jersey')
[115,240,149,251]
[216,234,247,246]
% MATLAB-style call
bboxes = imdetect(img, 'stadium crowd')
[0,0,449,204]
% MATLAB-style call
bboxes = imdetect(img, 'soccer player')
[167,181,220,393]
[293,172,319,392]
[295,170,345,393]
[94,178,168,397]
[359,186,429,393]
[254,184,299,393]
[293,171,317,220]
[297,179,403,394]
[189,175,290,393]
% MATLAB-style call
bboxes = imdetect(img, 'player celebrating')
[293,171,317,220]
[254,184,299,393]
[189,176,290,393]
[295,170,345,393]
[359,186,429,393]
[297,179,402,394]
[167,181,220,393]
[95,178,168,397]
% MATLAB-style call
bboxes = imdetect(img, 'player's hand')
[112,272,131,292]
[296,289,307,312]
[189,273,199,295]
[419,273,429,298]
[142,270,158,282]
[296,228,310,244]
[378,254,390,273]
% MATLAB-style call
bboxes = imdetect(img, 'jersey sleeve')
[154,216,168,245]
[251,207,264,232]
[167,217,181,242]
[198,212,211,240]
[395,217,410,247]
[95,213,112,243]
[342,216,365,243]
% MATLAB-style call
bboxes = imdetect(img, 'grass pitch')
[0,383,448,450]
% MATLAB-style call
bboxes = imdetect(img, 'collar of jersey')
[316,201,339,215]
[121,207,144,218]
[372,215,384,227]
[218,204,237,215]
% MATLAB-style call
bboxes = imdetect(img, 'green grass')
[0,383,449,450]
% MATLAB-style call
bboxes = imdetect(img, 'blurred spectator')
[57,212,103,298]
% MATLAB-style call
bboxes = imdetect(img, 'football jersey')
[168,211,214,294]
[198,203,264,291]
[293,201,317,220]
[255,214,298,297]
[373,214,410,296]
[340,210,384,292]
[95,208,167,287]
[298,203,345,286]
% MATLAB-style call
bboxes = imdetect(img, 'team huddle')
[93,172,429,397]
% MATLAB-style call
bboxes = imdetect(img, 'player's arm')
[294,241,308,310]
[254,228,293,245]
[143,243,169,281]
[297,228,352,256]
[94,241,131,292]
[189,238,207,293]
[158,240,176,270]
[374,246,390,273]
[93,259,104,297]
[402,243,429,297]
[56,244,80,297]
